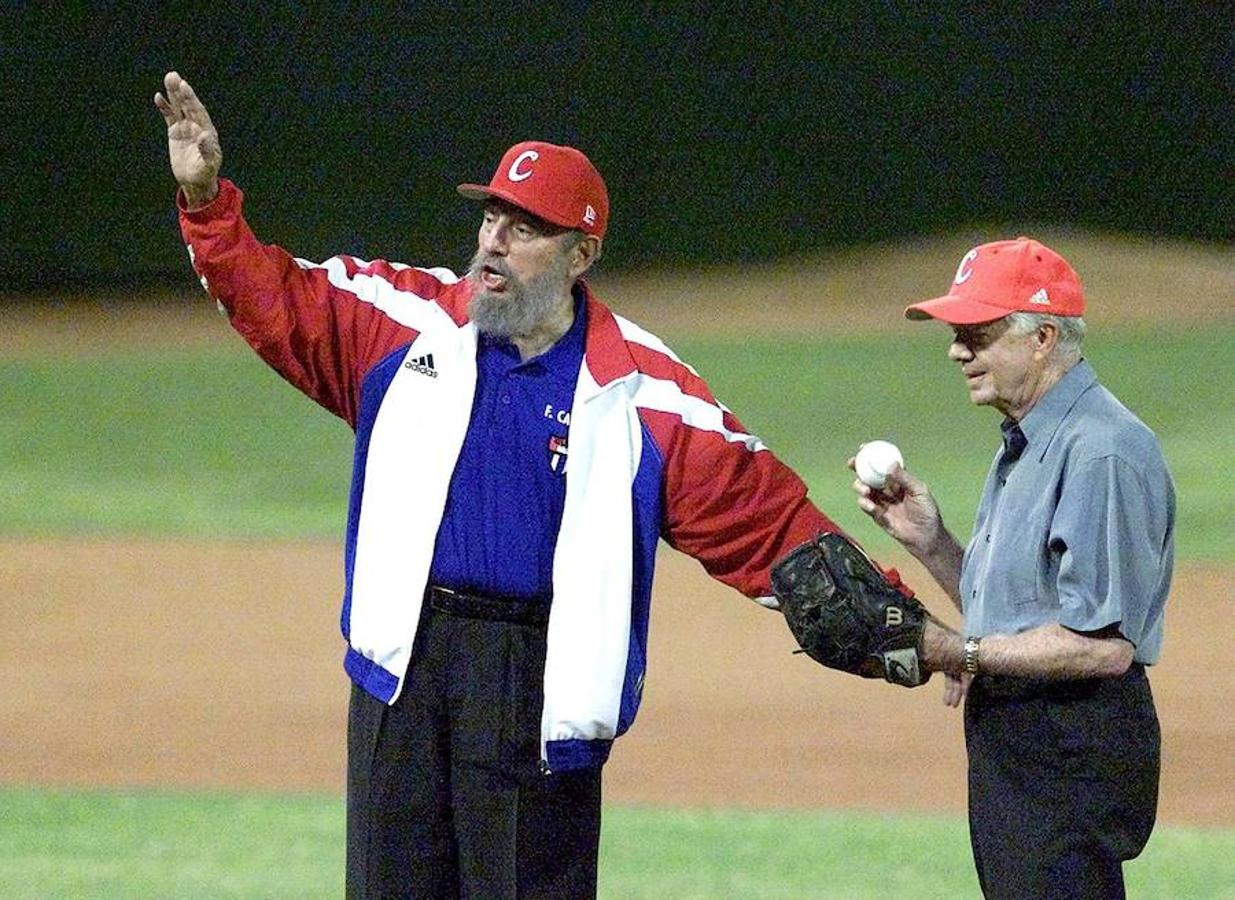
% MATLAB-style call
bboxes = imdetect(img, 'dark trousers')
[346,596,602,899]
[964,664,1160,900]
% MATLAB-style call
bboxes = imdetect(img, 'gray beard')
[467,249,572,339]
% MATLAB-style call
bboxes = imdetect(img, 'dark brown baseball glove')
[770,532,931,687]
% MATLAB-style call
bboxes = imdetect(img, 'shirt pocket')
[991,520,1051,608]
[1005,569,1043,607]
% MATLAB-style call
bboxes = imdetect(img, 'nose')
[479,216,509,256]
[948,338,972,363]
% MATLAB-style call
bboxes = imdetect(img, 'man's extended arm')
[153,72,427,428]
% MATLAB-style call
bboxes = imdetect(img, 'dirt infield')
[3,237,1232,826]
[1,538,1229,826]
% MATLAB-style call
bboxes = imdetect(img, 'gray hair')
[1006,312,1086,363]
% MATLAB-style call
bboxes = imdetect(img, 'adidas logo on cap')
[1028,288,1050,305]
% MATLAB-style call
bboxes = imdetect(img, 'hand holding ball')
[854,440,903,489]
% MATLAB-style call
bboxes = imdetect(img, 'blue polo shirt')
[959,361,1175,664]
[427,294,586,601]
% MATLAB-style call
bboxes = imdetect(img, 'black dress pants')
[346,598,602,899]
[964,664,1160,900]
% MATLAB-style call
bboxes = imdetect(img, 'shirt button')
[971,590,977,598]
[985,534,991,543]
[500,395,511,405]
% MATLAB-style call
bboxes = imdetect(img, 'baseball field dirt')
[3,233,1232,826]
[2,538,1229,825]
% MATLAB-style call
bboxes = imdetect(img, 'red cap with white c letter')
[904,237,1085,324]
[458,141,609,239]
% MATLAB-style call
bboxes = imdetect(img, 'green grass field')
[2,325,1231,558]
[4,789,1234,898]
[3,322,1233,897]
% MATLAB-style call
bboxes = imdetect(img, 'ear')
[1033,320,1060,359]
[567,235,602,279]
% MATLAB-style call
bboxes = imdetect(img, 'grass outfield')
[1,327,1231,559]
[4,788,1235,898]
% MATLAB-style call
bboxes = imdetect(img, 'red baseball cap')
[905,237,1085,324]
[457,141,610,239]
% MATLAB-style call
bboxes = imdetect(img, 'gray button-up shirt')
[959,361,1175,664]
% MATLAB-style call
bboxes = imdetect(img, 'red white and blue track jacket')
[179,178,860,772]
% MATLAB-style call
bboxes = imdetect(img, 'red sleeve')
[643,408,841,597]
[635,350,911,599]
[177,179,425,428]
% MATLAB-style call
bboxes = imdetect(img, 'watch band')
[962,636,982,675]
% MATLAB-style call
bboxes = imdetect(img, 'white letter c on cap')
[508,150,539,182]
[954,249,978,284]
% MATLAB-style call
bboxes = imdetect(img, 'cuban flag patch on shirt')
[548,435,569,474]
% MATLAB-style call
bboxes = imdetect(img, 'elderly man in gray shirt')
[856,237,1174,899]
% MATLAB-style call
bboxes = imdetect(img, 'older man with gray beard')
[157,71,885,899]
[465,205,584,345]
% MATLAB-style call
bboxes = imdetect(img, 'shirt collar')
[1007,359,1097,459]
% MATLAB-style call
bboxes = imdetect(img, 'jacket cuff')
[544,737,612,773]
[177,178,239,222]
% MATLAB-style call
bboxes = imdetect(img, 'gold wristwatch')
[962,636,982,675]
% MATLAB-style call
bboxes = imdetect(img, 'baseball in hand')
[854,440,903,489]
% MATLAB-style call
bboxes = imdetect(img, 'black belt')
[426,585,551,628]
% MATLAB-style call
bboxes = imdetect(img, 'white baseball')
[854,440,903,489]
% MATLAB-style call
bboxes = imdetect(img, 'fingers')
[848,450,907,535]
[853,474,902,508]
[852,477,880,514]
[888,465,910,493]
[942,672,972,708]
[852,479,895,532]
[153,91,175,126]
[943,673,962,707]
[884,461,926,499]
[159,71,214,130]
[177,76,215,131]
[156,72,184,125]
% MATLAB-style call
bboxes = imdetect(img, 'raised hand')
[154,71,221,208]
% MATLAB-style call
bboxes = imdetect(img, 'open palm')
[154,71,221,205]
